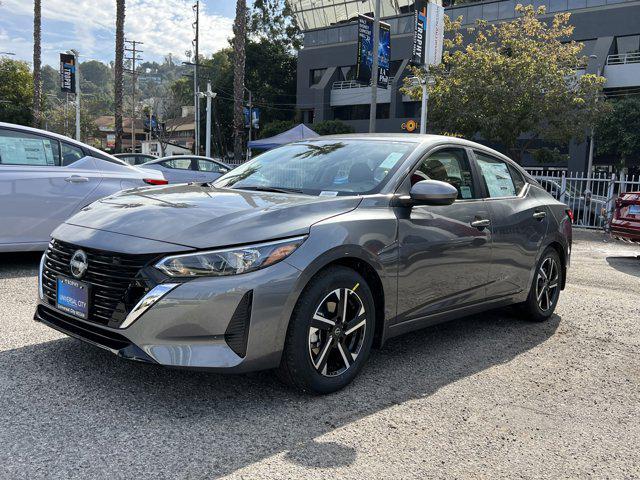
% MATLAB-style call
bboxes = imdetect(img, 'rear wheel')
[277,266,375,394]
[522,248,563,322]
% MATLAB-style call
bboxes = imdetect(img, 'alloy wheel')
[308,287,367,377]
[535,257,559,312]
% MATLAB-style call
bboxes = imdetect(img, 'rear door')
[0,128,101,246]
[472,150,548,299]
[395,146,493,323]
[195,159,230,182]
[159,157,198,183]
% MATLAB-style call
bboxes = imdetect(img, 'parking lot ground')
[0,230,639,479]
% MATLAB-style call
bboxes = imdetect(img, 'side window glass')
[197,159,222,172]
[475,152,517,198]
[412,148,476,200]
[61,142,85,166]
[0,129,61,166]
[507,164,526,195]
[163,158,192,170]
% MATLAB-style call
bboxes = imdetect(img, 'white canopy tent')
[287,0,414,31]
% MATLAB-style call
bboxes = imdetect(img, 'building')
[293,0,640,171]
[92,116,147,153]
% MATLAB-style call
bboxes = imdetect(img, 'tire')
[521,247,563,322]
[277,266,376,394]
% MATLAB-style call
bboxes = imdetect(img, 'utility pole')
[368,0,381,133]
[246,87,252,161]
[192,1,200,155]
[125,39,143,153]
[66,49,81,141]
[419,69,428,134]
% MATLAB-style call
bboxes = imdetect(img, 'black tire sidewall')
[526,248,563,322]
[283,266,376,394]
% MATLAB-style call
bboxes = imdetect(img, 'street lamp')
[197,82,217,158]
[66,49,81,141]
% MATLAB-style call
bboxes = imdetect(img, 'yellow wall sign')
[401,120,419,133]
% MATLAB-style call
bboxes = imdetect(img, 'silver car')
[0,123,167,252]
[141,155,231,183]
[35,135,572,394]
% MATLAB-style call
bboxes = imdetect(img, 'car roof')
[146,155,226,164]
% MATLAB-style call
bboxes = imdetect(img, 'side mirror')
[409,180,458,206]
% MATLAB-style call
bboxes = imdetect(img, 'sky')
[0,0,247,68]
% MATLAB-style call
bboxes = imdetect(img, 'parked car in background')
[35,134,571,394]
[538,178,606,226]
[610,192,640,243]
[114,153,157,166]
[0,122,167,252]
[141,155,231,183]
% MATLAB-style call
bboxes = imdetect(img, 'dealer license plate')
[56,276,90,320]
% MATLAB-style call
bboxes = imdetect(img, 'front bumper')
[36,259,303,373]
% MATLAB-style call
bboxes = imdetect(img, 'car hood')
[64,184,362,249]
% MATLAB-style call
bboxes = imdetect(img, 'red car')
[611,192,640,243]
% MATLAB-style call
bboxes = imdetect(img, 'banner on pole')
[59,53,76,94]
[355,14,391,88]
[412,1,445,67]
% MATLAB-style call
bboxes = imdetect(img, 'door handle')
[65,175,89,183]
[471,218,491,229]
[533,211,547,220]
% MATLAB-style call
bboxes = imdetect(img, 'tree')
[114,0,125,153]
[313,120,355,136]
[595,96,640,170]
[402,5,608,163]
[0,58,33,125]
[32,0,42,128]
[232,0,247,161]
[251,0,303,51]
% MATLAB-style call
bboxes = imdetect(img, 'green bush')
[260,120,295,139]
[312,120,355,136]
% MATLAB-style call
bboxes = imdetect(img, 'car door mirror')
[409,180,458,206]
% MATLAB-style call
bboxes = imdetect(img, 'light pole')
[245,86,253,161]
[197,82,217,158]
[419,70,429,134]
[368,0,381,133]
[67,49,81,141]
[586,54,604,194]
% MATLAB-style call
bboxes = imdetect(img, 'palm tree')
[32,0,41,128]
[114,0,125,153]
[232,0,247,161]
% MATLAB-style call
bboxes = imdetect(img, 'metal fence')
[526,170,640,230]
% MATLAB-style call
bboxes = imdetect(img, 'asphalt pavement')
[0,230,638,479]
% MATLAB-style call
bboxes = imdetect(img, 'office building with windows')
[292,0,640,171]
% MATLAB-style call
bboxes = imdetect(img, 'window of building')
[310,68,327,86]
[332,104,390,121]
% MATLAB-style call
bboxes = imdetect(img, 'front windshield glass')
[214,140,417,196]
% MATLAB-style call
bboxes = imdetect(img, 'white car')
[0,122,167,252]
[141,155,231,184]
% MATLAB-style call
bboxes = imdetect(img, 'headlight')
[154,236,306,277]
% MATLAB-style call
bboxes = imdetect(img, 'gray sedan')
[35,135,571,394]
[141,155,231,183]
[0,122,167,252]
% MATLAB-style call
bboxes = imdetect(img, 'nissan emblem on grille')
[70,250,88,279]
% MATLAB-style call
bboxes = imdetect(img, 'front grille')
[42,239,158,327]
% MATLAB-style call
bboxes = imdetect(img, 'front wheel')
[277,266,375,394]
[521,247,563,322]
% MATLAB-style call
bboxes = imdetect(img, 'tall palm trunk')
[114,0,125,153]
[32,0,41,128]
[232,0,246,161]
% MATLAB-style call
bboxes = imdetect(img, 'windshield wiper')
[232,185,307,195]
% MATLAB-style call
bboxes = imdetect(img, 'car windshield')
[214,139,417,195]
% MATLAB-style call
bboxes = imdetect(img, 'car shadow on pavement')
[605,256,640,278]
[0,311,560,478]
[0,252,41,279]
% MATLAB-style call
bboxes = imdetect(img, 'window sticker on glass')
[379,152,404,170]
[319,191,339,197]
[480,161,516,197]
[0,138,54,165]
[460,185,472,199]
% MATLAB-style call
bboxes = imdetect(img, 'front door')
[395,147,493,325]
[472,150,549,298]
